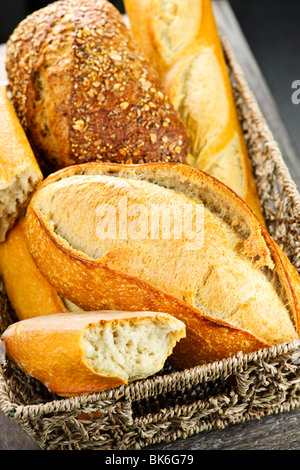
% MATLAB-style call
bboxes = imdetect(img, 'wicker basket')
[1,37,300,451]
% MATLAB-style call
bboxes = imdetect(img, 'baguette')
[0,86,42,242]
[5,0,188,174]
[124,0,264,221]
[0,220,70,320]
[1,310,186,396]
[22,162,300,367]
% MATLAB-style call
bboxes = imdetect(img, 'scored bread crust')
[5,0,188,174]
[1,310,186,396]
[123,0,264,221]
[0,86,42,242]
[22,162,300,367]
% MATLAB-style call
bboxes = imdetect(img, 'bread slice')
[22,162,300,367]
[1,311,186,396]
[0,86,42,241]
[124,0,264,221]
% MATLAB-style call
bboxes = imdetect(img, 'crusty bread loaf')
[124,0,264,221]
[0,86,42,242]
[0,220,76,320]
[22,162,300,367]
[5,0,188,174]
[1,310,185,396]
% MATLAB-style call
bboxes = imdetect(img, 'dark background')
[1,0,300,154]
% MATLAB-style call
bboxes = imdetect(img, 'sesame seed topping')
[6,0,188,168]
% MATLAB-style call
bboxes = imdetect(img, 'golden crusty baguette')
[1,310,186,396]
[22,162,300,368]
[0,220,68,320]
[0,86,42,242]
[124,0,264,221]
[5,0,188,174]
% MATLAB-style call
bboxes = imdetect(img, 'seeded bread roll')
[22,162,300,367]
[124,0,264,221]
[5,0,188,174]
[0,86,42,242]
[1,310,186,396]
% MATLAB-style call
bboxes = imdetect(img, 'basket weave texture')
[1,38,300,450]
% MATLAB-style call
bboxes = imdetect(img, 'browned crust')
[0,86,43,241]
[24,202,271,369]
[123,0,265,223]
[6,0,189,173]
[22,162,300,368]
[5,2,63,129]
[262,233,300,333]
[2,310,184,396]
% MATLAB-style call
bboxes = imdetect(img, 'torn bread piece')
[1,311,186,396]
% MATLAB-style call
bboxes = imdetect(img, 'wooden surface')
[1,0,300,451]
